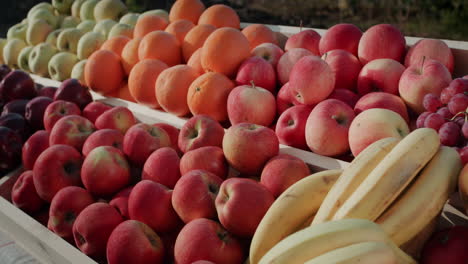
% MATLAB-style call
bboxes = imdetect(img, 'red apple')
[420,226,468,264]
[0,64,11,81]
[172,170,223,223]
[81,146,131,197]
[0,112,30,141]
[276,82,295,115]
[2,99,29,117]
[277,48,313,85]
[48,186,94,240]
[123,123,171,166]
[109,186,133,219]
[95,106,136,134]
[305,99,356,156]
[142,147,181,189]
[153,123,180,152]
[179,146,228,179]
[275,105,313,150]
[250,43,284,67]
[12,170,45,213]
[327,89,360,109]
[22,130,50,170]
[25,96,53,130]
[37,86,57,99]
[43,100,81,131]
[54,78,93,109]
[399,58,452,113]
[285,29,321,55]
[223,123,279,175]
[357,58,406,96]
[0,126,22,174]
[128,180,181,233]
[235,56,276,93]
[49,115,96,151]
[405,39,454,73]
[215,178,274,237]
[174,218,244,264]
[107,220,165,264]
[33,144,83,202]
[289,56,335,105]
[82,101,112,124]
[178,115,224,153]
[73,202,123,260]
[227,83,276,127]
[358,24,406,65]
[319,23,363,56]
[322,49,362,91]
[354,92,410,123]
[0,70,36,102]
[82,129,124,156]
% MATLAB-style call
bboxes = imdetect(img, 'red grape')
[424,113,446,131]
[448,93,468,115]
[448,78,468,93]
[436,107,453,120]
[416,111,431,128]
[454,116,465,128]
[459,146,468,164]
[438,122,461,146]
[463,121,468,139]
[423,93,442,112]
[440,87,455,104]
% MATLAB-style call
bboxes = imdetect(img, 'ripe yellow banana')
[258,218,399,264]
[304,241,398,264]
[376,146,462,246]
[332,128,440,221]
[312,137,399,225]
[249,169,342,264]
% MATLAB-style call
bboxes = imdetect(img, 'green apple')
[26,19,53,46]
[27,2,54,19]
[77,31,105,60]
[61,16,81,29]
[71,59,87,85]
[77,20,96,33]
[48,52,79,81]
[0,38,6,64]
[18,46,33,72]
[108,23,133,39]
[7,23,28,42]
[3,39,27,68]
[29,43,58,77]
[28,8,60,28]
[119,13,139,27]
[52,0,74,15]
[141,9,169,22]
[57,28,84,53]
[46,29,63,48]
[93,19,117,39]
[71,0,86,18]
[80,0,99,21]
[94,0,127,21]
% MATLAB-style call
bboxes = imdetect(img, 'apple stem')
[299,20,303,32]
[250,80,256,89]
[323,52,328,61]
[421,56,426,74]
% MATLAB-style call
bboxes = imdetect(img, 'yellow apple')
[119,13,139,27]
[52,0,74,15]
[77,31,106,60]
[0,38,6,64]
[29,43,58,77]
[26,19,53,46]
[18,46,34,72]
[27,2,54,19]
[28,8,59,28]
[71,59,87,85]
[80,0,100,21]
[108,23,133,39]
[71,0,86,18]
[57,28,84,53]
[93,19,117,39]
[61,16,81,29]
[77,20,96,33]
[48,52,79,81]
[7,23,28,41]
[94,0,127,21]
[46,29,63,48]
[3,39,27,68]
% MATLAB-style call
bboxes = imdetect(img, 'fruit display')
[0,0,468,263]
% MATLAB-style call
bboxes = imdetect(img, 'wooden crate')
[1,23,468,263]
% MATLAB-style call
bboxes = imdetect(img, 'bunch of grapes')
[416,77,468,164]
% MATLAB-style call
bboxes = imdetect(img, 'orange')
[187,48,204,75]
[116,82,136,103]
[156,65,200,116]
[198,4,240,29]
[169,0,205,24]
[182,24,216,62]
[139,31,182,67]
[121,37,142,76]
[165,19,195,44]
[128,59,168,108]
[241,24,278,50]
[187,72,235,121]
[85,50,124,95]
[134,14,169,39]
[201,27,250,77]
[100,36,131,57]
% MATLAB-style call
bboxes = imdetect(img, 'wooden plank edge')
[0,197,97,264]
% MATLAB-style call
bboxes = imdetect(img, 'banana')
[376,146,462,246]
[304,241,398,264]
[258,219,396,264]
[249,169,342,264]
[332,128,440,221]
[312,137,399,225]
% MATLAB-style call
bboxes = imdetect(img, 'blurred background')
[1,0,468,41]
